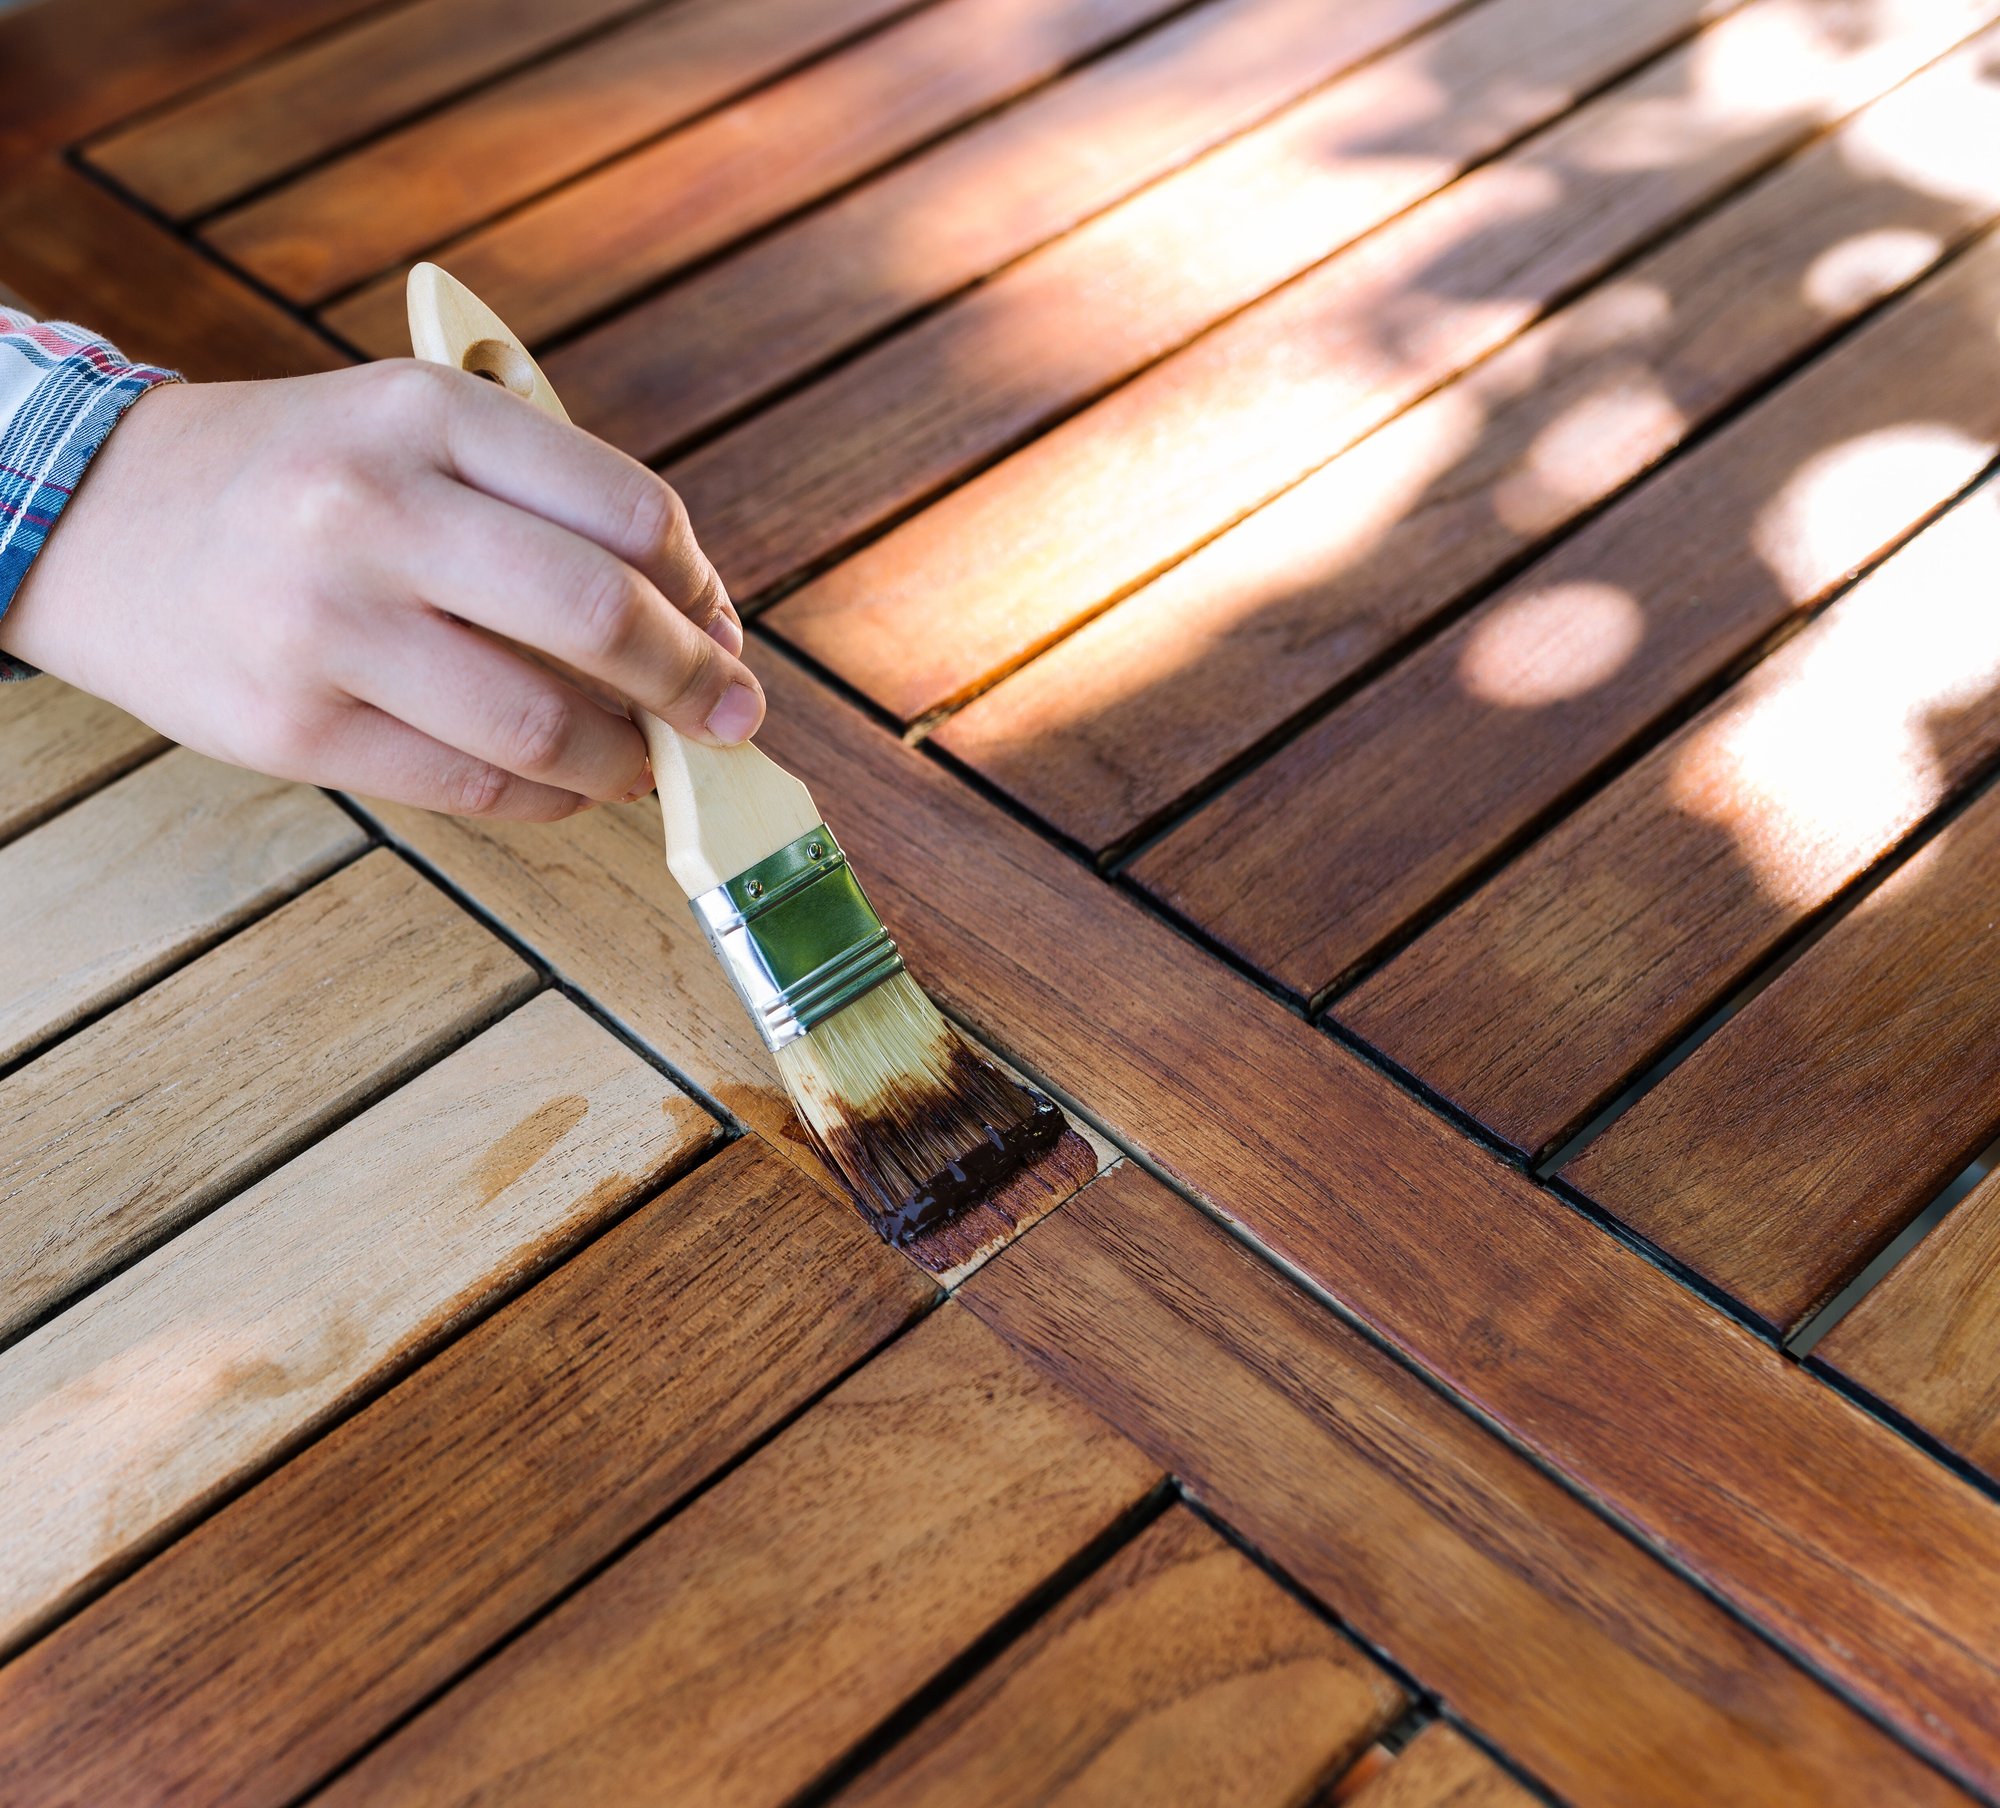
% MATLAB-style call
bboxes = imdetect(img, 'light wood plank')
[88,0,649,220]
[546,0,1473,459]
[837,1506,1404,1808]
[324,0,1196,357]
[676,0,1722,603]
[1566,773,2000,1330]
[1133,212,2000,998]
[317,1304,1162,1806]
[1341,1723,1542,1808]
[0,849,535,1342]
[1347,481,2000,1157]
[0,1138,934,1806]
[0,680,165,845]
[0,992,714,1652]
[0,746,364,1067]
[962,1165,1971,1807]
[205,0,926,304]
[939,19,2000,849]
[1819,1167,2000,1476]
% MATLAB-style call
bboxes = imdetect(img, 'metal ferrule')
[689,824,905,1051]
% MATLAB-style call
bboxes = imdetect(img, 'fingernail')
[704,682,764,745]
[707,609,744,656]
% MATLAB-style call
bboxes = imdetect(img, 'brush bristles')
[774,970,1061,1244]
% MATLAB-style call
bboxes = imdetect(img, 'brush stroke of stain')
[475,1094,589,1204]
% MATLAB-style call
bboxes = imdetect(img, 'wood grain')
[324,0,1194,358]
[205,0,926,304]
[679,0,1720,603]
[837,1505,1402,1808]
[88,0,650,220]
[1134,212,2000,998]
[1566,772,2000,1330]
[0,1139,934,1807]
[938,20,2000,849]
[0,680,165,846]
[392,644,2000,1790]
[0,747,364,1068]
[1818,1167,2000,1477]
[317,1305,1162,1807]
[546,0,1472,460]
[0,993,713,1653]
[792,0,1997,726]
[1347,480,2000,1157]
[1340,1723,1542,1808]
[0,850,534,1343]
[962,1164,1970,1808]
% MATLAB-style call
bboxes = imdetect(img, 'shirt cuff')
[0,309,180,678]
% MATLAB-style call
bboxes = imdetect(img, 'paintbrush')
[407,264,1061,1243]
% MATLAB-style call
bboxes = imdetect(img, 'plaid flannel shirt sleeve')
[0,306,180,678]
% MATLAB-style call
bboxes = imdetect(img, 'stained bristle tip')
[773,971,1062,1244]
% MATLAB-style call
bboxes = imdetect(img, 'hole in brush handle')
[459,336,537,400]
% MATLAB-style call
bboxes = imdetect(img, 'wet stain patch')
[901,1128,1099,1286]
[474,1094,589,1204]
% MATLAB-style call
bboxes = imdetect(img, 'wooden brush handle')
[405,263,821,896]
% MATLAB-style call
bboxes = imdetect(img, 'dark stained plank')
[1818,1167,2000,1477]
[0,680,165,846]
[205,0,929,304]
[380,644,2000,1791]
[836,1506,1405,1808]
[0,748,365,1068]
[1133,213,2000,999]
[937,22,2000,850]
[1346,481,2000,1157]
[677,0,1724,603]
[0,0,382,175]
[324,0,1198,358]
[88,0,651,220]
[1566,772,2000,1331]
[0,1139,936,1807]
[0,158,343,380]
[0,994,715,1654]
[1339,1723,1542,1808]
[316,1305,1162,1806]
[961,1164,1972,1808]
[0,850,535,1342]
[363,791,1108,1279]
[546,0,1477,460]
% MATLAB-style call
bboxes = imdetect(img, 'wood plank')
[0,1138,934,1807]
[364,791,1107,1279]
[205,0,929,305]
[0,158,343,380]
[0,747,364,1068]
[1132,213,2000,999]
[1818,1167,2000,1477]
[1346,481,2000,1158]
[961,1164,1970,1808]
[1339,1723,1542,1808]
[675,0,1724,604]
[545,0,1477,460]
[316,1304,1162,1807]
[0,850,535,1343]
[1565,773,2000,1331]
[837,1505,1404,1808]
[938,20,2000,850]
[380,644,2000,1791]
[88,0,652,220]
[0,681,165,846]
[324,0,1197,358]
[0,992,714,1653]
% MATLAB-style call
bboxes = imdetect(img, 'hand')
[0,360,766,820]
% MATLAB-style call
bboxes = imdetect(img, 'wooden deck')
[4,0,2000,1798]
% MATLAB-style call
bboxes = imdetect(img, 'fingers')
[422,364,742,653]
[338,605,653,802]
[392,474,766,746]
[314,699,592,822]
